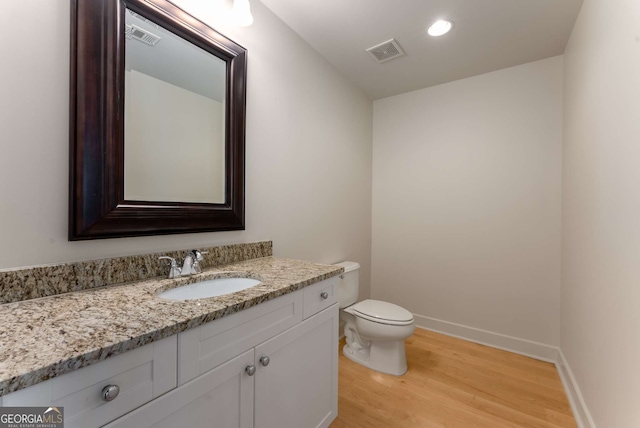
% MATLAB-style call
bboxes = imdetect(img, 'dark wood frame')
[69,0,247,240]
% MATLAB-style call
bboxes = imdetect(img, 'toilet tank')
[335,261,360,308]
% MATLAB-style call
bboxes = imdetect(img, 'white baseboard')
[556,349,596,428]
[413,313,559,363]
[413,313,595,428]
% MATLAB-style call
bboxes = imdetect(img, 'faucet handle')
[159,256,181,279]
[191,250,208,262]
[189,250,208,274]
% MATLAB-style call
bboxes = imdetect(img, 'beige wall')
[0,0,373,297]
[372,57,563,346]
[562,0,640,426]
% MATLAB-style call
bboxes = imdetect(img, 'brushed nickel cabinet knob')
[101,384,120,402]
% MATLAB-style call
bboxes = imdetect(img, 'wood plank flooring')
[330,328,577,428]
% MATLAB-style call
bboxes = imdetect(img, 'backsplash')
[0,241,272,304]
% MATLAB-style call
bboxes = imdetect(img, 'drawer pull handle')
[259,356,270,367]
[101,385,120,402]
[246,365,256,376]
[320,291,329,300]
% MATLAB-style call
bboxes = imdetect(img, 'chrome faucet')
[181,251,197,276]
[160,250,208,278]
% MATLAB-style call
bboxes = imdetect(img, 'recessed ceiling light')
[428,20,453,37]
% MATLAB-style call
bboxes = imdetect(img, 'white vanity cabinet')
[106,276,339,428]
[0,336,177,428]
[254,303,338,428]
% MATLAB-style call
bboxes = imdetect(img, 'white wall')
[562,0,640,426]
[372,57,563,347]
[0,0,372,297]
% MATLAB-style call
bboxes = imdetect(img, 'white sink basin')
[158,277,261,301]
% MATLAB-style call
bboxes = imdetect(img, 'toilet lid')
[351,299,414,325]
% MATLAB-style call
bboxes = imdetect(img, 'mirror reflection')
[124,8,227,204]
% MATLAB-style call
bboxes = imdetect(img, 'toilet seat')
[351,299,414,326]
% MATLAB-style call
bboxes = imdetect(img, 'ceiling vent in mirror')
[127,9,160,28]
[366,39,405,63]
[125,24,161,46]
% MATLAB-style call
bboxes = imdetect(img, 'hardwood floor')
[330,328,577,428]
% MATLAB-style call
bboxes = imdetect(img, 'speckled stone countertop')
[0,257,343,397]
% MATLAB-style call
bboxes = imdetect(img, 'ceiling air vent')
[125,24,161,46]
[127,10,160,28]
[366,39,405,63]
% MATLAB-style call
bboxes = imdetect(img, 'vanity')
[0,1,341,425]
[0,244,342,428]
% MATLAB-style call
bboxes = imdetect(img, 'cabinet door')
[254,304,338,428]
[105,349,255,428]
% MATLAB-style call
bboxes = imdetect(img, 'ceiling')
[126,8,226,102]
[258,0,583,100]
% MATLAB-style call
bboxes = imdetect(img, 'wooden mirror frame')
[69,0,246,240]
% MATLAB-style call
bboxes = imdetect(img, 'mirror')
[124,8,226,204]
[70,0,247,240]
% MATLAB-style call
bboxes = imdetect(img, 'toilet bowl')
[336,262,416,375]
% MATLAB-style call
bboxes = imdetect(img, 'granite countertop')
[0,257,343,397]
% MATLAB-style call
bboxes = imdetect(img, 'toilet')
[336,261,416,376]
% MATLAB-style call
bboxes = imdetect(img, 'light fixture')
[428,19,453,37]
[232,0,254,27]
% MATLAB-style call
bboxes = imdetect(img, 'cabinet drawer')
[1,336,177,428]
[303,277,338,319]
[178,290,303,385]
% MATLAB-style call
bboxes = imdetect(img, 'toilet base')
[343,339,408,376]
